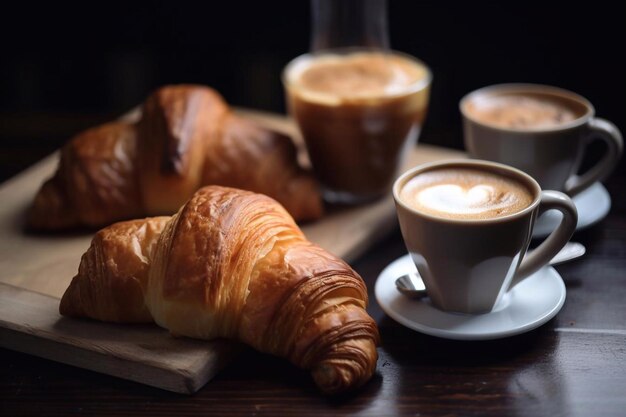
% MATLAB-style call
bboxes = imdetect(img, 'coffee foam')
[286,52,428,105]
[465,94,578,129]
[400,168,533,220]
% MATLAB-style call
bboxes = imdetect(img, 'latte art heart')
[399,168,534,220]
[417,184,515,215]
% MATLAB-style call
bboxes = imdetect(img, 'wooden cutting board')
[0,109,464,393]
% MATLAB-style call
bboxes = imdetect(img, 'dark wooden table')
[1,171,625,417]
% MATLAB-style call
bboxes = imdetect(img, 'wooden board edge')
[343,210,399,264]
[0,283,239,394]
[0,326,203,394]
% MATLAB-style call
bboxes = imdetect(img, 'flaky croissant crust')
[30,85,323,230]
[60,186,378,394]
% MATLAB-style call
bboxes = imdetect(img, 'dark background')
[2,1,625,182]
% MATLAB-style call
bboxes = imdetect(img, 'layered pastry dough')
[60,186,379,394]
[29,85,322,230]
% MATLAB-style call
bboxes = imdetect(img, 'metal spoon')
[395,241,586,299]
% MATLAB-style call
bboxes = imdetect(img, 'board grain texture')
[0,109,464,393]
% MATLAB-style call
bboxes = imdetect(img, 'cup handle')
[509,190,578,289]
[565,117,623,197]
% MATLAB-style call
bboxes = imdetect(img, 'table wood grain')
[2,160,625,417]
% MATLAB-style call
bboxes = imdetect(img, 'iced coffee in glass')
[283,49,431,203]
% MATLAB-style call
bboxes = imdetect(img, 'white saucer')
[375,254,566,340]
[533,182,611,238]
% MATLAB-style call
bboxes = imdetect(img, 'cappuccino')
[464,93,583,130]
[284,51,431,202]
[400,167,533,220]
[462,84,622,198]
[393,160,577,314]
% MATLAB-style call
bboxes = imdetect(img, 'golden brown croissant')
[29,85,323,230]
[60,186,379,394]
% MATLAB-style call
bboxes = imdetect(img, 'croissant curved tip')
[59,276,81,317]
[311,360,374,395]
[284,176,325,222]
[28,177,79,231]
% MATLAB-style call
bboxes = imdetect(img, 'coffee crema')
[287,52,428,104]
[464,94,580,130]
[400,168,533,220]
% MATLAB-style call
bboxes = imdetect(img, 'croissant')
[60,186,379,394]
[29,85,323,230]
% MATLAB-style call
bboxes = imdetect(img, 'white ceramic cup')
[393,159,578,314]
[461,84,623,197]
